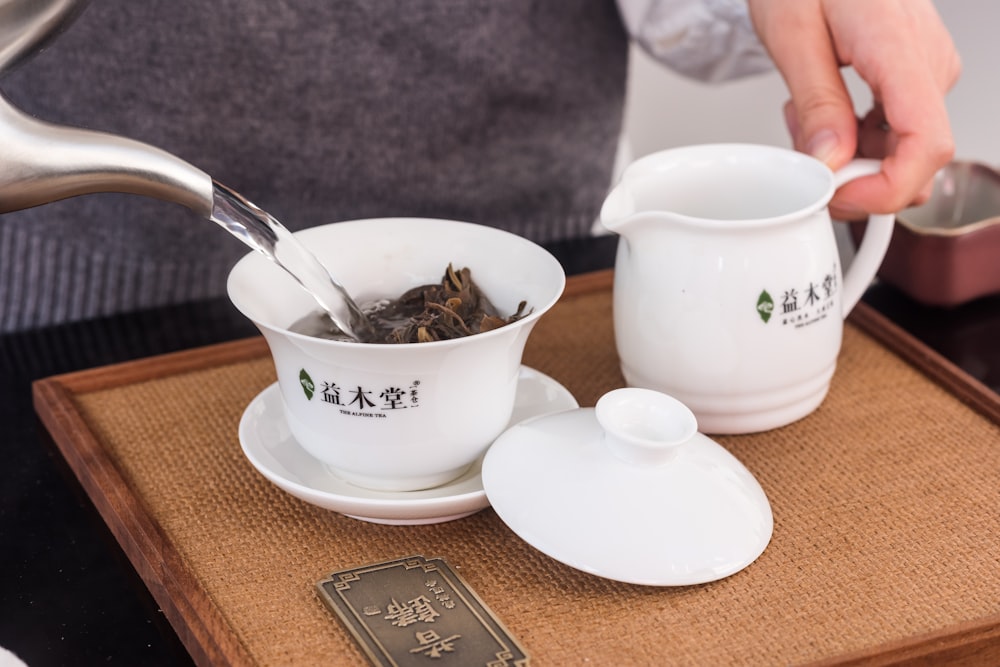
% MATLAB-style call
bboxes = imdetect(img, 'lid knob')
[595,388,697,466]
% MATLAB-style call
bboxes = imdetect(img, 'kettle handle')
[832,159,895,316]
[0,0,90,76]
[0,0,215,217]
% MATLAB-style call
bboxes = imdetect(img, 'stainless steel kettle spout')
[0,0,214,216]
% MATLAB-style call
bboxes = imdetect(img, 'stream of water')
[208,181,371,339]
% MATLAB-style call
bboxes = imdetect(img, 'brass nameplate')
[317,555,529,666]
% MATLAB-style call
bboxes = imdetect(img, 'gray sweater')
[0,0,629,331]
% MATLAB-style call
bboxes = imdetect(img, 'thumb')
[785,81,857,171]
[756,6,858,169]
[783,97,854,171]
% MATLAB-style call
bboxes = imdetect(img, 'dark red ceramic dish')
[851,161,1000,307]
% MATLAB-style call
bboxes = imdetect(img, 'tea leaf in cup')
[289,263,530,344]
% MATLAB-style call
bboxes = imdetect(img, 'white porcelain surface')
[482,388,774,586]
[240,366,578,525]
[601,144,895,434]
[228,218,565,491]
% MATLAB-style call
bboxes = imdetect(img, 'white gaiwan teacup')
[228,218,565,492]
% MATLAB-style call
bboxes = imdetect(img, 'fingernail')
[806,129,839,165]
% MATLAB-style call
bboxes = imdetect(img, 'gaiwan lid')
[481,388,773,586]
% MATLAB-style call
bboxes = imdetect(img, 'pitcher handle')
[832,159,895,315]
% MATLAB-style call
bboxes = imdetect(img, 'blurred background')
[622,0,996,164]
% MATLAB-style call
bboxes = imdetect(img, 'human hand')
[746,0,961,220]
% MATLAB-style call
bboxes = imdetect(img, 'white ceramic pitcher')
[600,144,895,434]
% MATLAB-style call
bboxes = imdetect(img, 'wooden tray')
[33,270,1000,666]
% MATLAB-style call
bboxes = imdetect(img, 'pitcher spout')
[599,182,639,235]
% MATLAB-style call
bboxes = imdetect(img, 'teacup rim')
[227,217,567,349]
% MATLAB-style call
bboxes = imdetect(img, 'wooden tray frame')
[32,270,1000,666]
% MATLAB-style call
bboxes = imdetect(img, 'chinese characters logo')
[758,264,839,328]
[298,368,421,417]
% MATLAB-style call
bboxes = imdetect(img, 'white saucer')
[239,366,578,525]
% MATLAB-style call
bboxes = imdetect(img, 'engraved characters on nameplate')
[317,555,528,666]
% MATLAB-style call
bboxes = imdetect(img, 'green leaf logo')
[756,290,774,323]
[299,368,315,400]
